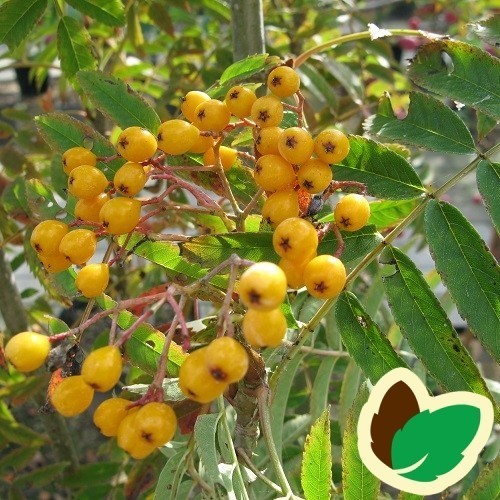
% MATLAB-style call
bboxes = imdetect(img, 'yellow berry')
[81,345,122,392]
[93,397,133,437]
[59,229,97,265]
[68,165,109,200]
[205,337,249,383]
[157,119,200,155]
[50,375,94,417]
[278,251,316,289]
[272,217,318,260]
[254,126,282,156]
[314,129,350,164]
[334,193,371,232]
[181,91,210,122]
[30,220,69,256]
[297,158,333,194]
[39,252,72,274]
[203,146,238,171]
[225,85,257,118]
[62,147,97,175]
[76,263,109,298]
[267,66,300,98]
[243,309,287,347]
[135,402,177,446]
[99,197,142,235]
[116,127,158,163]
[75,193,110,223]
[117,412,157,459]
[304,255,346,299]
[189,134,214,154]
[192,99,231,132]
[250,95,283,128]
[113,162,147,197]
[254,154,296,192]
[278,127,314,165]
[4,331,50,372]
[261,190,299,228]
[239,262,287,311]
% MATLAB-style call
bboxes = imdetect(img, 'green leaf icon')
[391,405,481,481]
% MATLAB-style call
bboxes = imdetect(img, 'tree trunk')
[231,0,265,62]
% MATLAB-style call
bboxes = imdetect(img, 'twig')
[237,448,283,494]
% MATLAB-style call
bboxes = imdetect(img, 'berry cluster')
[7,61,374,461]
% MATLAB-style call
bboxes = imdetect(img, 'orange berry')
[278,127,314,164]
[99,197,142,235]
[334,194,371,232]
[5,331,50,372]
[116,127,158,163]
[267,66,300,98]
[304,255,346,299]
[254,154,296,192]
[62,147,97,175]
[243,308,287,347]
[272,217,318,260]
[203,146,238,171]
[225,85,257,118]
[75,193,110,223]
[314,129,350,164]
[81,345,122,392]
[113,162,147,197]
[59,229,97,265]
[261,190,299,227]
[250,95,283,128]
[192,99,231,132]
[297,158,333,194]
[181,91,210,122]
[205,337,249,383]
[254,126,282,156]
[157,119,200,155]
[30,220,69,256]
[68,165,109,200]
[50,375,94,417]
[76,263,109,298]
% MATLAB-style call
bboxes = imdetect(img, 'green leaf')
[25,179,63,220]
[391,405,481,481]
[57,16,96,81]
[342,384,380,500]
[155,450,188,499]
[298,63,338,111]
[335,292,407,384]
[35,112,124,176]
[408,40,500,120]
[0,0,48,50]
[310,358,337,422]
[463,455,500,500]
[12,462,70,488]
[476,161,500,232]
[470,15,500,47]
[339,361,363,435]
[61,462,122,487]
[424,200,500,364]
[0,447,39,476]
[367,199,418,231]
[365,92,476,154]
[219,54,269,85]
[323,58,363,105]
[95,295,186,376]
[0,415,47,447]
[335,137,426,200]
[301,408,332,500]
[77,70,161,132]
[123,378,184,403]
[195,413,223,485]
[380,246,498,420]
[64,0,125,26]
[476,112,498,141]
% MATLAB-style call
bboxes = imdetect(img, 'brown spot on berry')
[69,176,74,185]
[118,184,129,194]
[340,216,351,228]
[323,141,335,153]
[248,289,261,305]
[255,164,262,174]
[271,76,282,87]
[210,367,227,381]
[157,132,163,141]
[285,136,297,149]
[102,220,109,228]
[230,90,240,99]
[34,243,42,253]
[119,137,129,149]
[303,179,314,190]
[279,237,292,252]
[63,158,67,166]
[141,431,154,443]
[197,109,206,120]
[314,281,328,293]
[258,110,270,123]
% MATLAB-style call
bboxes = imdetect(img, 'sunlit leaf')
[65,0,125,26]
[476,161,500,232]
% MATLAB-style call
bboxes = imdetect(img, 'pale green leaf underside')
[301,409,332,500]
[381,246,498,420]
[195,414,223,484]
[476,161,500,232]
[365,92,476,154]
[408,39,500,120]
[463,455,500,500]
[424,200,500,364]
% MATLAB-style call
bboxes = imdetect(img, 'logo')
[357,368,494,495]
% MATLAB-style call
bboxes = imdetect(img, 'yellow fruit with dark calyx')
[278,127,314,165]
[59,229,97,265]
[192,99,231,132]
[116,126,158,163]
[250,95,283,128]
[50,375,94,417]
[205,337,249,383]
[334,194,371,232]
[75,193,110,223]
[30,220,69,256]
[304,255,346,299]
[189,134,214,154]
[267,66,300,98]
[68,165,109,200]
[39,252,72,274]
[203,146,238,171]
[272,217,318,261]
[261,190,299,227]
[238,262,287,311]
[5,331,51,372]
[225,85,257,118]
[179,347,227,403]
[93,397,133,437]
[117,412,157,459]
[243,308,287,347]
[76,264,109,298]
[62,147,97,175]
[297,158,333,194]
[157,119,200,155]
[254,154,296,192]
[254,126,282,156]
[81,345,122,392]
[181,91,210,122]
[134,402,177,446]
[113,162,147,197]
[279,250,316,289]
[314,129,350,164]
[99,197,142,235]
